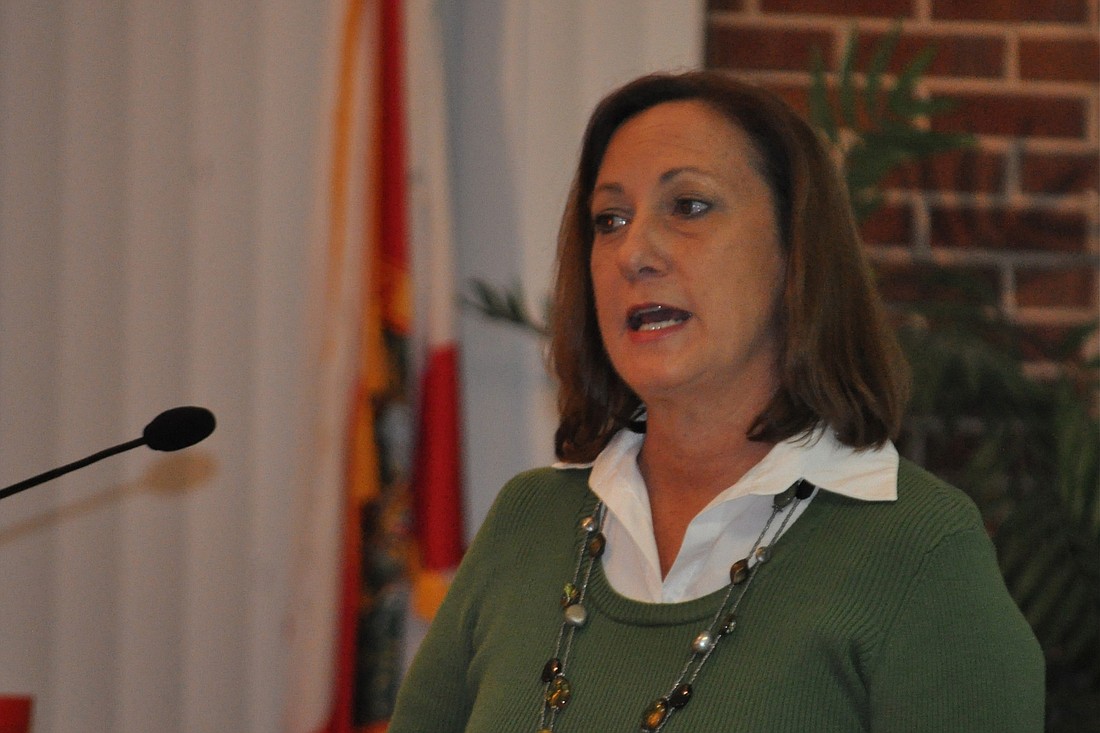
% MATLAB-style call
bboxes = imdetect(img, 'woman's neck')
[637,404,775,577]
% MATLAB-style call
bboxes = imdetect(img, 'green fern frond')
[862,25,899,122]
[837,27,859,127]
[809,48,838,144]
[809,26,973,223]
[886,44,937,117]
[462,279,548,337]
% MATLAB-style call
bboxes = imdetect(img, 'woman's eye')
[672,198,710,217]
[592,212,627,234]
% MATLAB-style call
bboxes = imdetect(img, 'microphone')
[142,406,216,451]
[0,406,216,502]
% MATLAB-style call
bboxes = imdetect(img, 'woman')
[389,72,1044,732]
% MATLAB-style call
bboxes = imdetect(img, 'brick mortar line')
[1016,26,1100,40]
[1002,265,1018,316]
[922,77,1098,97]
[1086,191,1100,255]
[1004,138,1024,197]
[706,14,894,33]
[708,12,1098,38]
[708,14,996,36]
[1091,94,1100,145]
[1023,362,1075,380]
[964,135,1097,155]
[915,0,932,23]
[1014,306,1099,326]
[866,243,1100,269]
[912,194,932,256]
[719,69,820,85]
[724,69,1099,99]
[880,188,1097,213]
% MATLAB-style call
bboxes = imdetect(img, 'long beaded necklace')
[536,477,817,733]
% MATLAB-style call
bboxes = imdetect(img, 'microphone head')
[143,406,217,452]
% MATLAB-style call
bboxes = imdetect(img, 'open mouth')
[627,304,693,332]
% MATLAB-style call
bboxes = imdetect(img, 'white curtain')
[0,2,702,731]
[0,2,329,731]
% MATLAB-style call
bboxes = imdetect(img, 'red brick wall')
[706,0,1099,367]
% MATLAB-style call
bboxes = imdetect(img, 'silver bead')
[564,603,588,627]
[691,630,714,654]
[754,545,771,563]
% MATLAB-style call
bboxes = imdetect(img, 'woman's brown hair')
[550,71,909,462]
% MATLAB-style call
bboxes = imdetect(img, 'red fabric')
[414,345,465,571]
[0,696,32,733]
[376,0,408,334]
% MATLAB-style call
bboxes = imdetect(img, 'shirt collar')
[556,425,898,511]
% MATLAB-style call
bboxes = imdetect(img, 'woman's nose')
[617,215,667,281]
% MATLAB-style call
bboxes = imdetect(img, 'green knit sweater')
[389,460,1044,732]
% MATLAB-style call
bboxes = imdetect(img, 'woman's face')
[589,100,785,413]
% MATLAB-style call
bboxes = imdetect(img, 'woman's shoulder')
[894,457,984,533]
[498,465,593,502]
[814,457,986,553]
[479,466,595,536]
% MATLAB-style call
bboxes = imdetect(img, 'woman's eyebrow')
[592,181,624,198]
[660,166,713,184]
[594,167,714,197]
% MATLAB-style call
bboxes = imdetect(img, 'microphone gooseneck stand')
[0,406,217,502]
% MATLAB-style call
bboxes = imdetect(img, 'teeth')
[627,305,691,331]
[639,319,682,332]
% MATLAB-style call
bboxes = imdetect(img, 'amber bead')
[641,697,668,731]
[541,657,562,683]
[587,532,606,558]
[545,675,571,709]
[668,683,693,709]
[581,514,598,533]
[729,558,749,585]
[754,545,771,563]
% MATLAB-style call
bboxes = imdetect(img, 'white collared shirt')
[555,427,898,603]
